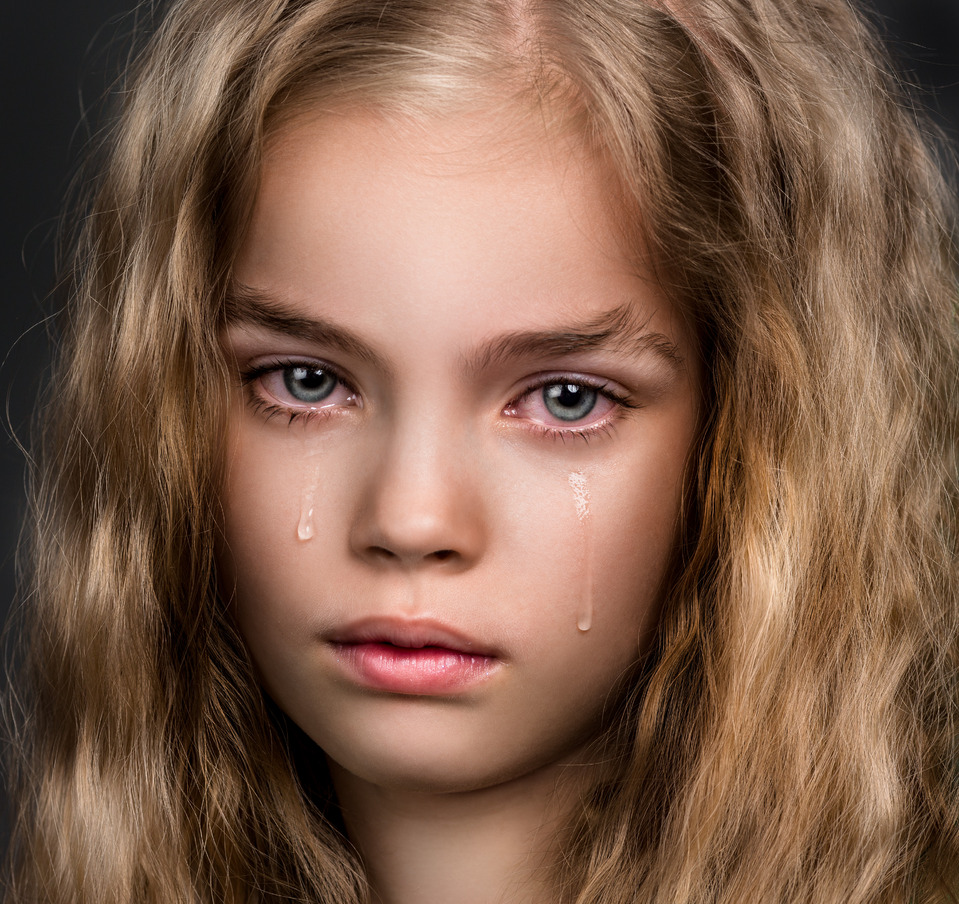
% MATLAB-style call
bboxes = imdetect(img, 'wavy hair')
[6,0,958,901]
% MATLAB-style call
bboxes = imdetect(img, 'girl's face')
[219,105,700,793]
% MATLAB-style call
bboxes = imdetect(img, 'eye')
[505,375,636,437]
[240,359,360,422]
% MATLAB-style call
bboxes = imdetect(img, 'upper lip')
[327,616,497,657]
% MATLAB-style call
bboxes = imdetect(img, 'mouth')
[328,615,495,654]
[326,616,501,695]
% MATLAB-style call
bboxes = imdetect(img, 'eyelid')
[507,372,636,408]
[243,355,358,390]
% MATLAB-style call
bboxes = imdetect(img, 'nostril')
[365,546,456,563]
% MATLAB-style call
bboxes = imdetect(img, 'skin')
[218,104,700,903]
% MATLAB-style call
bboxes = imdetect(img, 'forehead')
[258,102,613,222]
[246,104,633,285]
[234,103,695,373]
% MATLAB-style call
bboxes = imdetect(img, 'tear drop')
[578,548,594,632]
[297,501,315,541]
[296,444,322,542]
[576,602,592,633]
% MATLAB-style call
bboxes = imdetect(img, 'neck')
[329,758,588,904]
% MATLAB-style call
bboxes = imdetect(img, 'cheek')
[596,478,680,638]
[480,446,685,664]
[219,427,299,593]
[217,419,348,625]
[572,443,688,648]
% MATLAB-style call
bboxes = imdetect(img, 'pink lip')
[327,616,500,695]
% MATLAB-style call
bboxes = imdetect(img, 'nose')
[349,417,486,570]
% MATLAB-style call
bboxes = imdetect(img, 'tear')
[568,471,593,633]
[297,445,323,542]
[297,495,316,541]
[568,470,589,522]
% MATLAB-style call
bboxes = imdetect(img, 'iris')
[283,366,338,404]
[543,383,597,421]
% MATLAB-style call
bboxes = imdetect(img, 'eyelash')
[239,360,639,440]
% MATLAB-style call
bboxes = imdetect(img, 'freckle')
[568,471,593,633]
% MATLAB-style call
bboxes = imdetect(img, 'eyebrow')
[224,285,685,379]
[225,284,393,375]
[462,301,685,378]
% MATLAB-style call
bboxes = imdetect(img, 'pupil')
[284,366,336,403]
[544,383,596,421]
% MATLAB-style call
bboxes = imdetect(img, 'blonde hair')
[6,0,958,902]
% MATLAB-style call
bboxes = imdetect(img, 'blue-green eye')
[542,383,598,421]
[283,365,338,404]
[243,359,358,421]
[504,375,633,438]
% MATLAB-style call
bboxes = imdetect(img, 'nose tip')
[349,440,485,570]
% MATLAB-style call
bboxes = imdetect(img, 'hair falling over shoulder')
[4,0,958,901]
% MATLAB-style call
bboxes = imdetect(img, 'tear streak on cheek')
[297,441,323,542]
[568,471,593,633]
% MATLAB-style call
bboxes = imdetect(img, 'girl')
[6,0,958,902]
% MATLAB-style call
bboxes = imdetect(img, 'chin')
[320,718,600,797]
[322,734,526,794]
[335,758,507,794]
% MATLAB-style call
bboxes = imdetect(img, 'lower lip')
[333,642,498,695]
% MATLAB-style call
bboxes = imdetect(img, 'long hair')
[6,0,958,901]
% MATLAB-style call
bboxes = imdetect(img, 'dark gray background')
[0,0,957,841]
